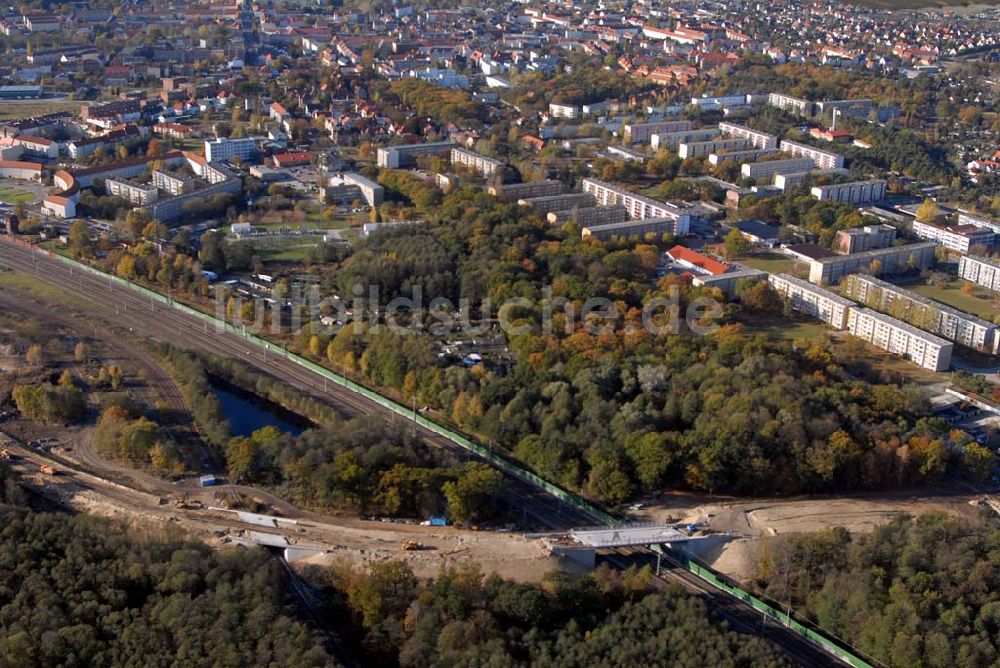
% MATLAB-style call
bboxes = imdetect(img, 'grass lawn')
[258,244,318,263]
[737,311,832,343]
[0,188,37,203]
[739,252,807,277]
[0,99,84,122]
[904,278,999,319]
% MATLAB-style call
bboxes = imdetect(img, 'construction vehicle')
[0,449,12,460]
[401,539,422,551]
[39,465,56,476]
[173,497,204,510]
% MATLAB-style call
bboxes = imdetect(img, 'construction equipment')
[39,465,56,475]
[401,539,422,551]
[0,449,12,460]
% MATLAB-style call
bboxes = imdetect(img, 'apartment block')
[768,273,855,329]
[581,216,687,241]
[547,205,628,227]
[767,93,814,116]
[518,192,595,216]
[810,179,886,204]
[773,167,849,190]
[958,255,1000,292]
[580,178,693,234]
[957,212,1000,236]
[204,137,257,163]
[708,148,778,166]
[649,128,719,151]
[718,122,778,150]
[488,179,564,201]
[376,141,456,168]
[324,172,384,207]
[841,273,997,352]
[678,138,750,159]
[846,307,953,371]
[911,220,994,254]
[152,170,196,196]
[779,140,845,169]
[450,147,504,176]
[105,178,158,206]
[692,268,767,298]
[833,224,897,254]
[741,157,816,180]
[623,120,693,144]
[808,242,937,285]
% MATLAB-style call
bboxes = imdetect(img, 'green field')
[906,278,999,320]
[738,312,831,343]
[0,187,37,204]
[740,252,806,276]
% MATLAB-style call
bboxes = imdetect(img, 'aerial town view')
[0,0,998,664]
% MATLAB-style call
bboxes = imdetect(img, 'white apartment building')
[768,273,854,329]
[842,273,997,353]
[518,193,595,216]
[204,137,257,163]
[580,177,693,234]
[581,216,687,241]
[376,141,456,169]
[718,122,778,150]
[810,180,886,204]
[324,172,384,207]
[741,157,816,180]
[911,220,994,254]
[548,205,629,227]
[488,179,564,201]
[808,242,937,285]
[708,148,778,166]
[767,93,814,116]
[548,103,579,119]
[779,140,845,169]
[623,120,692,144]
[773,168,849,191]
[846,307,953,371]
[105,178,158,206]
[678,138,749,159]
[450,147,504,176]
[958,255,1000,292]
[650,128,719,151]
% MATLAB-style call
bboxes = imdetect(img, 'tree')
[915,198,940,224]
[24,345,42,365]
[74,342,86,362]
[67,220,91,256]
[442,462,501,525]
[722,228,751,259]
[146,139,164,157]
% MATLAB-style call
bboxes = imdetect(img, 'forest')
[756,513,1000,667]
[0,467,339,667]
[323,557,789,667]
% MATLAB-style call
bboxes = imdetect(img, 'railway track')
[0,239,858,666]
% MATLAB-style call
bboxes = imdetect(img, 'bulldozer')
[400,539,422,551]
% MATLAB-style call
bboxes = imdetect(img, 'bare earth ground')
[630,492,983,582]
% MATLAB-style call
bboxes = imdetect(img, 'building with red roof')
[666,245,730,275]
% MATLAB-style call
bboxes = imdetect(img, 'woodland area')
[757,513,1000,667]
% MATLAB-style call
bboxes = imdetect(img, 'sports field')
[0,186,37,204]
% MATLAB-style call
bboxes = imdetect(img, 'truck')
[199,474,218,487]
[39,465,56,476]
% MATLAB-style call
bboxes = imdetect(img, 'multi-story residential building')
[741,157,816,180]
[767,93,814,116]
[322,172,383,208]
[958,255,1000,292]
[582,217,687,241]
[692,268,767,297]
[718,122,778,150]
[810,179,886,204]
[911,220,994,253]
[649,128,719,151]
[623,120,692,144]
[450,147,504,176]
[779,140,845,169]
[957,212,1000,236]
[815,99,875,118]
[841,273,997,353]
[488,179,564,201]
[105,178,158,206]
[548,103,579,119]
[376,141,456,168]
[768,273,855,329]
[773,167,849,190]
[152,170,196,196]
[833,225,897,254]
[548,205,628,227]
[204,137,257,163]
[678,138,750,159]
[580,178,693,234]
[13,134,57,158]
[846,307,953,371]
[143,176,241,223]
[708,148,778,166]
[808,242,937,285]
[519,193,595,216]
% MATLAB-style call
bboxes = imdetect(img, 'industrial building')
[846,307,953,372]
[741,157,816,180]
[450,147,504,176]
[580,178,694,234]
[958,255,1000,292]
[778,140,845,169]
[718,122,778,150]
[911,220,994,254]
[768,273,855,329]
[807,242,937,285]
[810,180,886,204]
[841,273,997,353]
[376,141,456,168]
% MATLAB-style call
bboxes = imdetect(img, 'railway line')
[0,238,859,666]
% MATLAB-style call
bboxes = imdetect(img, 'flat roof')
[569,525,694,548]
[850,307,952,347]
[770,273,856,306]
[849,274,996,329]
